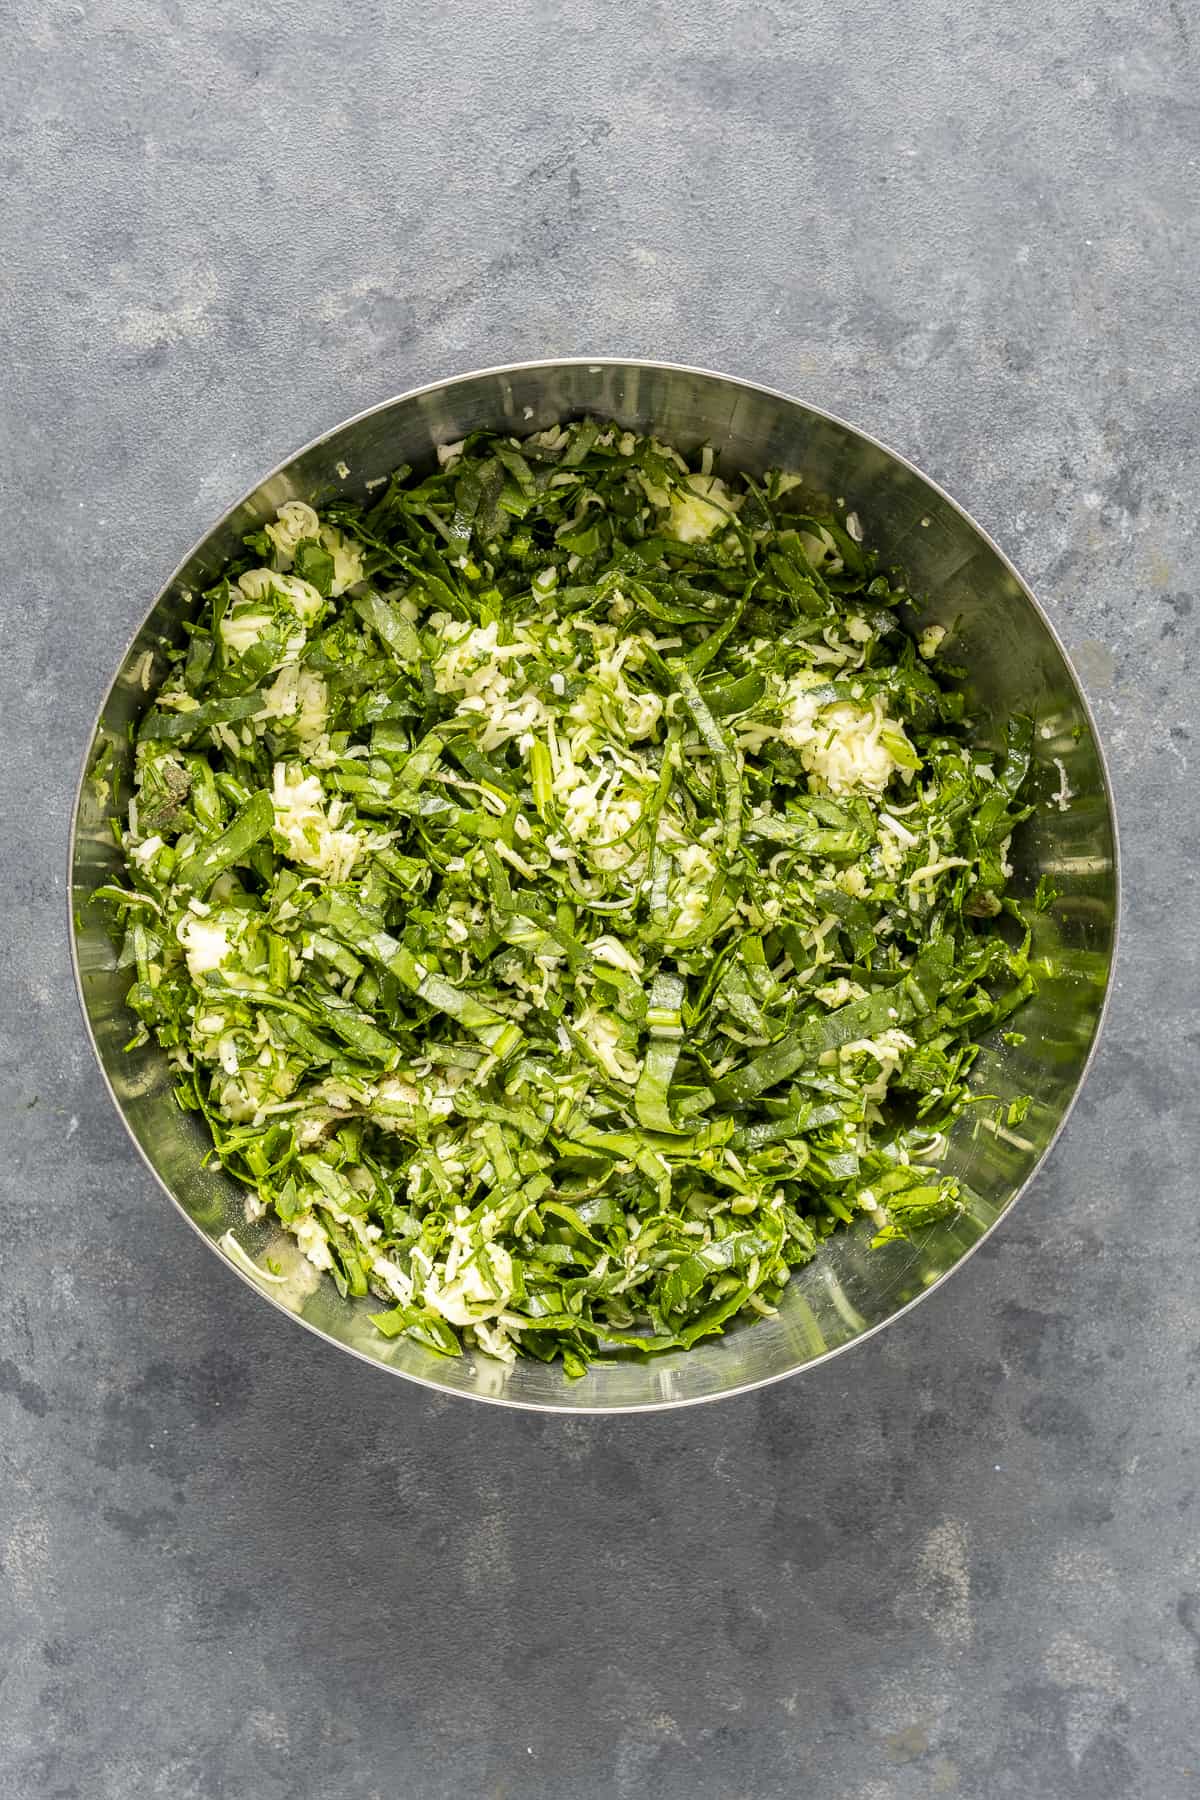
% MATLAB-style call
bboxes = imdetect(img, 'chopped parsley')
[102,421,1037,1373]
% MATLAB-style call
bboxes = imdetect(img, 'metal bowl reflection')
[70,360,1118,1411]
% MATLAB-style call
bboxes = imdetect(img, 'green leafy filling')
[101,423,1037,1374]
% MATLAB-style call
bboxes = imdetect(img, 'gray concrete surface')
[2,2,1197,1795]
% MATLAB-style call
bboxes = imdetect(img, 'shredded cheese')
[780,683,916,796]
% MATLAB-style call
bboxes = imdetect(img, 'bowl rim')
[68,355,1122,1413]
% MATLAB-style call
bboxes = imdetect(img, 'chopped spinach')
[102,424,1036,1374]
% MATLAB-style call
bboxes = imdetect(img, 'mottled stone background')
[2,2,1197,1796]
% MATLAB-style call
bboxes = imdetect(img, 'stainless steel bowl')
[70,359,1118,1412]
